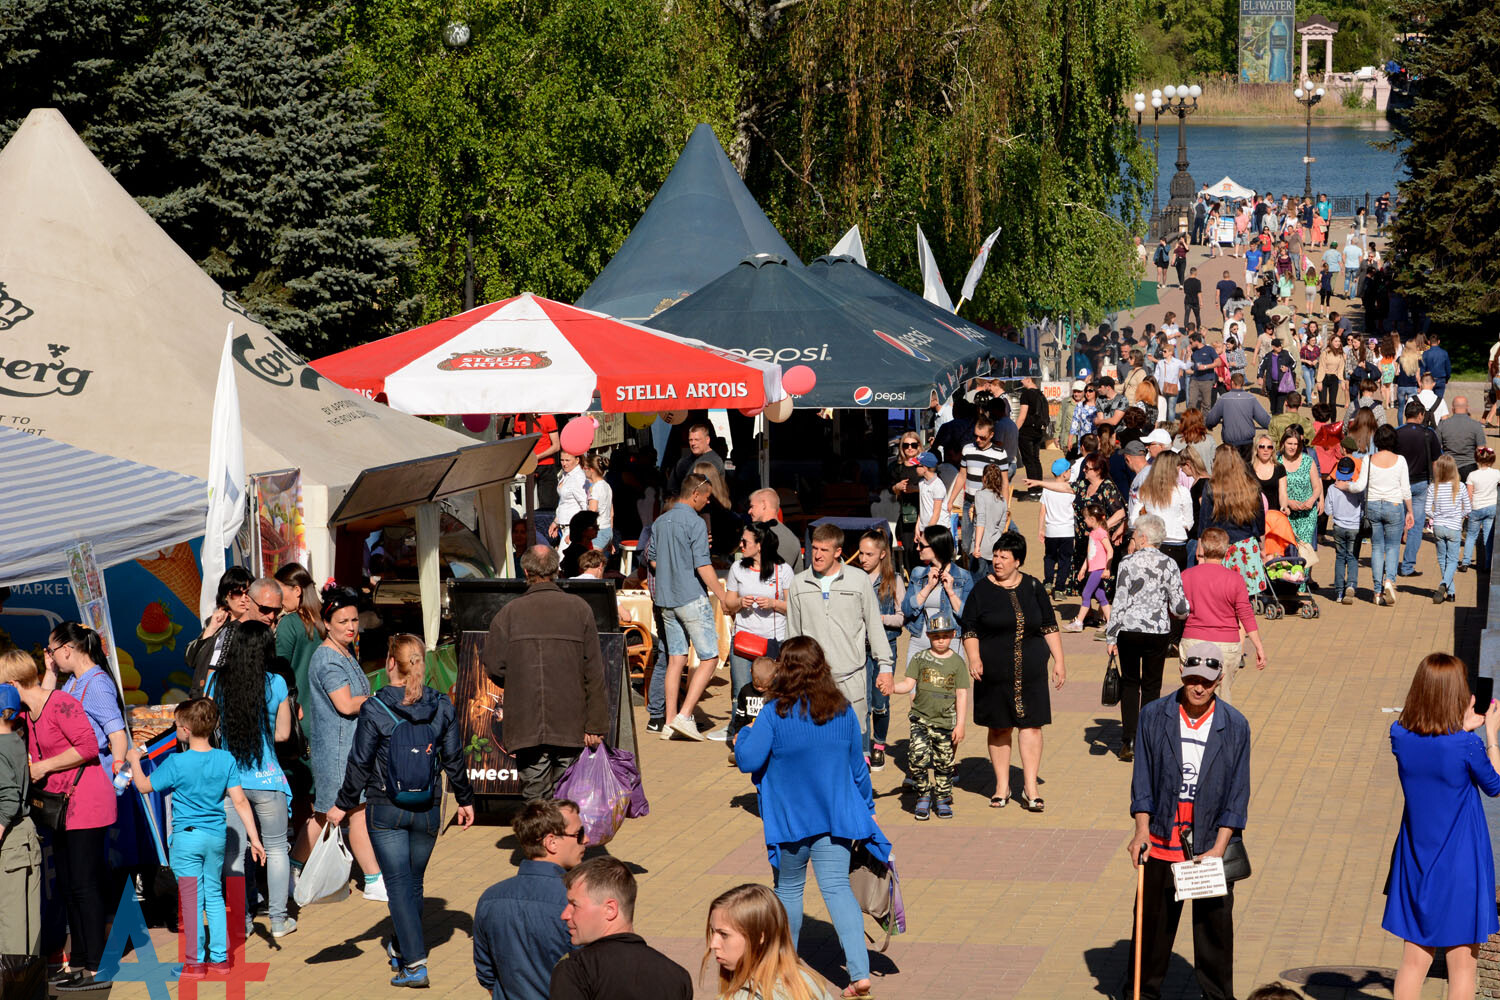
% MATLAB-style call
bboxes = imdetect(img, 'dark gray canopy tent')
[575,124,799,321]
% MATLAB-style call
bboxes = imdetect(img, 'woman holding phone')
[1383,653,1500,1000]
[902,525,974,669]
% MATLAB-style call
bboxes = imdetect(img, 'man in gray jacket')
[1439,396,1487,481]
[1203,374,1271,460]
[785,524,894,748]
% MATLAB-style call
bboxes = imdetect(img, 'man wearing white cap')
[1124,642,1250,1000]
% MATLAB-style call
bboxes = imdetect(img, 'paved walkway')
[99,466,1481,1000]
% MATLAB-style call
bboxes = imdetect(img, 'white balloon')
[765,396,794,423]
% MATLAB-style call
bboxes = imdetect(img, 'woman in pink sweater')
[1179,528,1268,704]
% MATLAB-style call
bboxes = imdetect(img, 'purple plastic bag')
[554,744,648,846]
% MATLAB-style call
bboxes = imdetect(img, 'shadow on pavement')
[303,896,472,966]
[794,914,900,990]
[1082,938,1196,999]
[1084,717,1125,757]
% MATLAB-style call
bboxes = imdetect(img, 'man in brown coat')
[484,545,607,799]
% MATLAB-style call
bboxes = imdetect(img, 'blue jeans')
[1396,385,1419,424]
[1400,481,1428,574]
[865,649,892,749]
[1436,525,1462,591]
[1301,363,1318,401]
[367,801,441,968]
[661,595,717,659]
[1331,524,1361,594]
[1369,500,1405,586]
[1344,267,1358,295]
[1465,505,1496,568]
[224,788,290,928]
[171,827,227,962]
[772,835,869,982]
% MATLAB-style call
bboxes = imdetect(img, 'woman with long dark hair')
[1384,653,1500,1000]
[722,523,793,749]
[735,637,879,997]
[1201,443,1269,599]
[329,635,474,988]
[185,566,255,684]
[42,623,126,780]
[902,525,974,670]
[206,620,295,937]
[703,883,836,1000]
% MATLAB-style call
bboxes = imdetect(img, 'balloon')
[560,416,597,455]
[625,411,656,429]
[739,404,764,417]
[765,396,794,423]
[782,365,817,396]
[461,413,491,433]
[661,410,687,425]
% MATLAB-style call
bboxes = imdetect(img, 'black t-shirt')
[1018,386,1049,437]
[549,933,692,1000]
[1395,424,1441,484]
[1183,277,1202,304]
[1253,463,1286,509]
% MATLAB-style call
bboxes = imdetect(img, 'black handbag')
[29,765,84,831]
[1101,652,1122,707]
[1221,839,1252,882]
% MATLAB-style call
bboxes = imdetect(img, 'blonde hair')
[386,634,427,705]
[693,461,732,508]
[1432,454,1462,505]
[1399,340,1422,377]
[704,884,824,1000]
[0,648,40,687]
[1138,450,1181,509]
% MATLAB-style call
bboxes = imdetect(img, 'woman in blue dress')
[1384,652,1500,1000]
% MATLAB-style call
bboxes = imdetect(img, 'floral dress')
[1070,478,1124,576]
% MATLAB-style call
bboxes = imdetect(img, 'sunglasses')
[554,827,586,845]
[255,603,281,618]
[227,587,249,598]
[901,442,920,450]
[1183,656,1222,670]
[1256,444,1274,450]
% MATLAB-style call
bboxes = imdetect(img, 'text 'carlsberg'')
[616,382,749,402]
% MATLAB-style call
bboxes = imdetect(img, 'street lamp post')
[1149,90,1163,236]
[443,21,476,312]
[1293,80,1325,201]
[1156,84,1202,239]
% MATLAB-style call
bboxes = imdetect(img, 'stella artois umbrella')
[312,293,786,414]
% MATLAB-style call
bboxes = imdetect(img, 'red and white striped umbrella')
[313,293,785,414]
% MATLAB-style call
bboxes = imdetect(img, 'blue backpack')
[373,696,439,808]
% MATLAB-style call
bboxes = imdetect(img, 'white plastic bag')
[293,823,352,906]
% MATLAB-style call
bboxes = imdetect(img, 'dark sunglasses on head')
[227,586,249,598]
[1183,656,1222,670]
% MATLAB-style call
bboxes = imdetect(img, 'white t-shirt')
[1470,467,1500,510]
[917,474,947,527]
[725,562,795,640]
[554,465,589,545]
[587,478,614,538]
[1416,389,1449,422]
[1041,490,1075,538]
[1155,357,1190,390]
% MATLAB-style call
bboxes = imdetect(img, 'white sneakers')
[668,714,706,741]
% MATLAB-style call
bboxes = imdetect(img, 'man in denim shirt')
[1124,650,1250,1000]
[473,799,585,1000]
[646,473,728,741]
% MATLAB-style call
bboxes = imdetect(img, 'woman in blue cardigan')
[902,525,974,669]
[735,637,879,998]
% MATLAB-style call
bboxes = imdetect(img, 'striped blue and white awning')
[0,427,208,587]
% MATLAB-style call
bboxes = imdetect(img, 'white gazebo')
[1297,15,1339,83]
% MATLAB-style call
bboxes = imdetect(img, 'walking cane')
[1132,843,1147,1000]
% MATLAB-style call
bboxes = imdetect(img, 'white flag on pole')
[830,225,868,267]
[916,225,954,312]
[200,323,246,620]
[960,225,1002,302]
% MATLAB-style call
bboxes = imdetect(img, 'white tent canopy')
[0,109,482,585]
[1207,176,1256,201]
[0,427,208,587]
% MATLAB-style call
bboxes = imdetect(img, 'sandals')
[989,794,1009,808]
[935,798,953,819]
[842,984,874,998]
[914,795,931,821]
[1020,791,1045,813]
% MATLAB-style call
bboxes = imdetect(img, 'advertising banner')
[1240,0,1295,83]
[251,469,309,577]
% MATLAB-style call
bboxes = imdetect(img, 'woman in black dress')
[961,532,1066,813]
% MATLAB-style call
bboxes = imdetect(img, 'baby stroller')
[1257,510,1320,620]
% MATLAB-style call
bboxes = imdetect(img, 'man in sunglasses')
[1124,642,1250,1000]
[474,798,587,1000]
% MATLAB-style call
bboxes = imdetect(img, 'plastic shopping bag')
[554,745,644,846]
[293,823,352,907]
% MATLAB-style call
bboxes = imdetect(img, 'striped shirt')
[1426,480,1472,530]
[960,443,1009,499]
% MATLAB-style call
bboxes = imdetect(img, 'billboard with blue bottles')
[1240,0,1295,84]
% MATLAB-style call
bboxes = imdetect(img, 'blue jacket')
[473,860,573,1000]
[902,564,974,637]
[334,685,475,812]
[1421,345,1451,385]
[736,701,877,867]
[1130,691,1250,852]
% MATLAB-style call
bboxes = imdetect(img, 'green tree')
[345,0,739,322]
[1386,0,1500,330]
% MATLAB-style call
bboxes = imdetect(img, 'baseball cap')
[1180,642,1224,683]
[1335,456,1356,481]
[917,451,939,469]
[1071,380,1087,392]
[1143,429,1173,448]
[925,614,956,635]
[0,683,19,722]
[1051,457,1073,476]
[1121,439,1148,457]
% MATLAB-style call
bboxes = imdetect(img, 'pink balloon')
[739,404,764,417]
[461,413,491,433]
[560,416,596,455]
[782,364,817,396]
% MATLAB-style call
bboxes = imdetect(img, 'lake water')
[1149,120,1405,203]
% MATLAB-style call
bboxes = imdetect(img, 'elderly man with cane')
[1123,645,1251,1000]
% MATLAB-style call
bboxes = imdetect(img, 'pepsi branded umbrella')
[647,255,992,409]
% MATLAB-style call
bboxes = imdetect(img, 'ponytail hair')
[50,622,107,666]
[386,634,426,705]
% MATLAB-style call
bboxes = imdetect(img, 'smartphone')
[1476,677,1494,715]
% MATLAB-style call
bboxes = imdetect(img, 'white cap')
[1143,429,1173,448]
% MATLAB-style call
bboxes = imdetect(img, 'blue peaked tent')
[576,124,800,320]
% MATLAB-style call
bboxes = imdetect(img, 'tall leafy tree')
[1386,0,1500,329]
